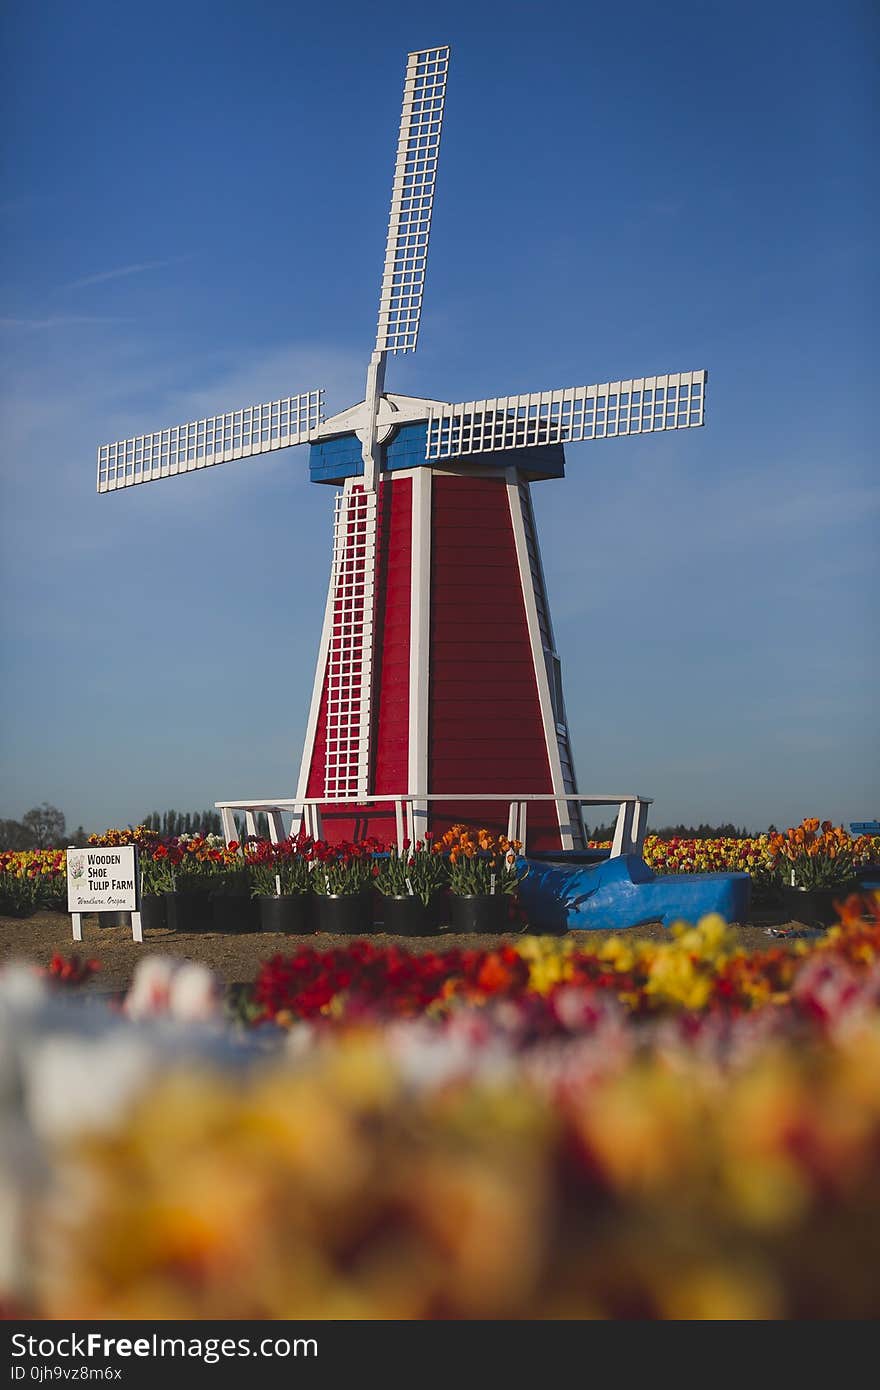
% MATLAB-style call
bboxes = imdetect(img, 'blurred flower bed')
[247,899,873,1021]
[2,894,880,1319]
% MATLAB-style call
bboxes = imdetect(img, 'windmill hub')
[318,393,450,452]
[95,44,708,854]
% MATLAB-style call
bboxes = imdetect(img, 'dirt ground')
[1,908,807,994]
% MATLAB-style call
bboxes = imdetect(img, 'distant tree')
[0,818,33,850]
[69,825,89,845]
[588,822,616,841]
[21,803,67,849]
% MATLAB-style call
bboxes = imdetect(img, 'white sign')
[67,845,139,912]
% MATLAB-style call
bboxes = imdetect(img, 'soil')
[1,908,808,995]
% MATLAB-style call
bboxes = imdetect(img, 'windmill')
[97,45,707,852]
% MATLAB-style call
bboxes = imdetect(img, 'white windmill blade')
[425,370,708,461]
[96,389,325,493]
[375,45,450,356]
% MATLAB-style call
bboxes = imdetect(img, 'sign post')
[66,845,143,943]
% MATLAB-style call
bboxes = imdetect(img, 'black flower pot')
[97,910,132,929]
[211,893,258,934]
[164,890,213,933]
[781,883,858,929]
[315,893,373,936]
[139,894,167,933]
[258,894,312,934]
[380,894,440,936]
[449,893,510,934]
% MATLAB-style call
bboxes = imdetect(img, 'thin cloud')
[66,258,184,290]
[0,315,130,329]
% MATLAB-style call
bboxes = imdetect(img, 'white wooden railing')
[214,793,653,859]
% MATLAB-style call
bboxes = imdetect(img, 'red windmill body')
[297,418,582,851]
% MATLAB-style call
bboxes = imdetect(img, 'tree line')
[588,821,766,841]
[0,805,226,850]
[140,810,224,838]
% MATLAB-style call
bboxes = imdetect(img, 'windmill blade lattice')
[375,45,450,355]
[97,389,324,493]
[425,371,707,461]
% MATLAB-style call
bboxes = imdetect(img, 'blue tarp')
[517,853,751,933]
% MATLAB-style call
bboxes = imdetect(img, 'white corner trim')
[505,467,575,849]
[408,468,432,807]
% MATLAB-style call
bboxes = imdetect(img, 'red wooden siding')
[372,476,411,794]
[429,474,561,850]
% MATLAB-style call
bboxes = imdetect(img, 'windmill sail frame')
[425,371,706,461]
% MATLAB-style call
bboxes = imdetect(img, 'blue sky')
[1,0,876,835]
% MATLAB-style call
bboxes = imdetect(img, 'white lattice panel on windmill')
[425,371,707,460]
[375,45,450,355]
[96,390,325,492]
[324,487,376,800]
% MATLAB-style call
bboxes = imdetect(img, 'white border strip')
[407,467,432,829]
[505,468,575,849]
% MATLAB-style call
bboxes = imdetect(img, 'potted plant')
[440,825,525,933]
[138,844,171,931]
[770,819,862,928]
[209,858,256,933]
[162,834,226,933]
[246,832,315,934]
[312,839,379,934]
[375,837,446,935]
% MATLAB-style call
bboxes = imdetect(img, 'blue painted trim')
[309,422,566,485]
